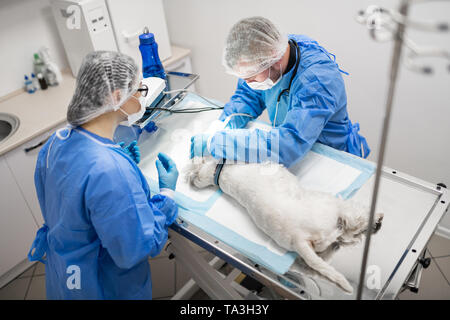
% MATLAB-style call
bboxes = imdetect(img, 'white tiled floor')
[1,234,449,300]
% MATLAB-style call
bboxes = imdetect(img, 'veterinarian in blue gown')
[28,51,179,299]
[190,16,370,167]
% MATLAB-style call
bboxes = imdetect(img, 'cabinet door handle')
[24,137,50,153]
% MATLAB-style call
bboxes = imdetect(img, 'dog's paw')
[373,212,384,233]
[182,158,202,184]
[182,157,216,189]
[337,276,354,294]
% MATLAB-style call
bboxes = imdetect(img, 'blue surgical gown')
[28,126,178,299]
[213,34,370,167]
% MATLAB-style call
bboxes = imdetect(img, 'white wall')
[0,0,69,97]
[163,0,450,233]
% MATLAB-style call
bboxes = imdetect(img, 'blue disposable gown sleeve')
[86,160,178,269]
[218,79,266,129]
[210,61,343,168]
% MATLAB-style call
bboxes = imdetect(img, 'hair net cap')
[67,51,140,126]
[222,16,288,79]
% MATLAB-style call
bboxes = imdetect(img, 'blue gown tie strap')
[28,224,49,263]
[347,122,371,159]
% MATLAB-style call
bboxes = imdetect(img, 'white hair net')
[67,51,140,126]
[222,16,288,79]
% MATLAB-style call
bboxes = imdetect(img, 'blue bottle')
[139,27,168,116]
[139,27,166,80]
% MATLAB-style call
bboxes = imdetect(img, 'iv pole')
[355,0,449,299]
[356,0,410,300]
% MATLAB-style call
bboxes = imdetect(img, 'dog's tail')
[294,238,353,293]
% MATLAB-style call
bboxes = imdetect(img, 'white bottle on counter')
[24,75,36,94]
[31,73,39,91]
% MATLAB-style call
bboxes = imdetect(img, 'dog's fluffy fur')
[185,157,383,293]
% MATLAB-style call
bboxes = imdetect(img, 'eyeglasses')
[243,67,270,83]
[137,84,148,97]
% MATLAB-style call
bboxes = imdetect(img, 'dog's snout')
[372,213,384,233]
[374,221,381,232]
[373,219,383,233]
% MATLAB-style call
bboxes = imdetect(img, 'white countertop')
[0,46,191,156]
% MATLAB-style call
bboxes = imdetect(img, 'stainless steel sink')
[0,113,20,145]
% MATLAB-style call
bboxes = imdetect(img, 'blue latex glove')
[119,140,141,164]
[190,134,210,159]
[155,153,179,191]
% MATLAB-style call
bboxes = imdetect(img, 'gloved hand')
[190,134,210,158]
[155,153,179,191]
[119,140,141,164]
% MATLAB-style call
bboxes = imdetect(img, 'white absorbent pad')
[138,93,375,274]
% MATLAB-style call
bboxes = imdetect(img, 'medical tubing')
[273,101,280,128]
[143,90,225,114]
[145,91,254,122]
[147,106,223,114]
[213,159,226,187]
[163,89,225,109]
[272,40,300,128]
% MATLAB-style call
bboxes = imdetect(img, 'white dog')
[185,157,383,293]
